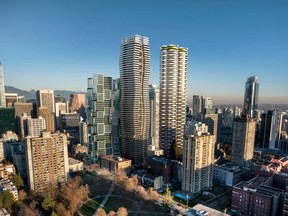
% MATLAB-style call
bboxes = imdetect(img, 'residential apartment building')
[159,45,188,156]
[119,35,150,164]
[25,132,69,191]
[182,123,215,194]
[87,73,113,157]
[231,117,256,167]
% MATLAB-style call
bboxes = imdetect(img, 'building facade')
[38,107,55,132]
[192,95,203,118]
[36,89,55,113]
[182,123,215,194]
[243,76,259,118]
[87,73,113,158]
[231,117,256,167]
[119,35,150,164]
[159,45,188,156]
[149,84,160,149]
[69,93,86,119]
[25,132,69,191]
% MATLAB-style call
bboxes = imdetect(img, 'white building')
[159,45,188,156]
[182,123,215,194]
[0,179,18,200]
[68,157,84,173]
[119,35,150,164]
[25,117,46,137]
[213,164,242,186]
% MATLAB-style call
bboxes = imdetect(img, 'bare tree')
[18,189,27,201]
[116,207,128,216]
[18,203,39,216]
[96,208,107,216]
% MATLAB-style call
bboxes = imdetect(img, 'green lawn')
[80,197,104,216]
[104,196,138,212]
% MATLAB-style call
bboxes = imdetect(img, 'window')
[104,107,110,116]
[97,93,104,101]
[97,123,104,135]
[105,125,111,133]
[104,89,111,100]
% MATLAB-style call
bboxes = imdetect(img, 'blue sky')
[0,0,287,104]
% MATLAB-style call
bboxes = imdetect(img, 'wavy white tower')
[159,45,188,156]
[119,35,150,164]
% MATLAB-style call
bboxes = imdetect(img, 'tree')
[117,207,128,216]
[55,203,71,216]
[147,188,159,200]
[96,208,107,216]
[18,203,39,216]
[108,210,116,216]
[12,173,24,187]
[42,196,56,211]
[0,190,15,213]
[163,186,173,207]
[18,189,27,201]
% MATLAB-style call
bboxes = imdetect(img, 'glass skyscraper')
[119,35,150,164]
[244,76,259,118]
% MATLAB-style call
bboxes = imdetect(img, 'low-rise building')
[0,164,15,179]
[232,175,284,216]
[0,179,18,200]
[186,204,229,216]
[0,208,10,216]
[213,163,242,186]
[133,170,163,189]
[145,156,182,184]
[68,157,84,173]
[147,145,164,157]
[100,155,131,172]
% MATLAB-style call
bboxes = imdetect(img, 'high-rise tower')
[231,117,256,167]
[159,45,188,156]
[119,35,150,164]
[243,76,259,118]
[36,89,55,113]
[87,73,113,158]
[0,63,6,108]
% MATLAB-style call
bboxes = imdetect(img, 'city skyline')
[1,1,287,104]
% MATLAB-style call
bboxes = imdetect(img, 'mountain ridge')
[4,86,86,101]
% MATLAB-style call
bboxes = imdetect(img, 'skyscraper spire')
[0,63,6,107]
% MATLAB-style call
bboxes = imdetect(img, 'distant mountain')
[4,86,86,101]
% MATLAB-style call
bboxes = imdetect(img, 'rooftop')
[68,157,83,165]
[101,155,131,163]
[187,204,229,216]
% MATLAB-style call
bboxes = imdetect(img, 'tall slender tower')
[244,76,259,118]
[87,73,113,158]
[0,63,6,107]
[119,35,150,164]
[159,45,188,156]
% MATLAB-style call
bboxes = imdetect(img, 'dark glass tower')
[243,76,259,118]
